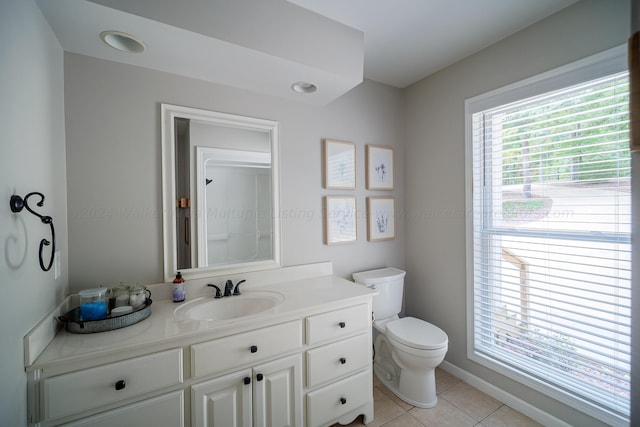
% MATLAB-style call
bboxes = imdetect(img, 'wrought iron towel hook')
[9,192,56,272]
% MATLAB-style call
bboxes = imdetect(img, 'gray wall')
[403,0,630,425]
[64,53,405,291]
[3,1,635,425]
[0,1,69,425]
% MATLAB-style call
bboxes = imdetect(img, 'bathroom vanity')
[25,265,376,427]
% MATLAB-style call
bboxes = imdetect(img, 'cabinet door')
[253,354,302,427]
[192,369,252,427]
[62,390,184,427]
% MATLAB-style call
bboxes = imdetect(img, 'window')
[465,46,630,426]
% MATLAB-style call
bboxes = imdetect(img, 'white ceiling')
[37,0,578,105]
[288,0,579,88]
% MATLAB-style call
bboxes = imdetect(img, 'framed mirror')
[161,104,281,281]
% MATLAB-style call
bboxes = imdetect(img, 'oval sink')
[174,291,285,322]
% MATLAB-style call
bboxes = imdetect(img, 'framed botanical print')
[366,145,394,190]
[324,196,357,244]
[323,139,356,189]
[367,196,395,241]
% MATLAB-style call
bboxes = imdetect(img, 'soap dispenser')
[173,272,185,302]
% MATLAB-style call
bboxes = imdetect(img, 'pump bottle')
[173,272,185,302]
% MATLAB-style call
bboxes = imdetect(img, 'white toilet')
[353,268,448,408]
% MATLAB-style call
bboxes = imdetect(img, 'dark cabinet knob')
[115,380,126,391]
[243,376,251,385]
[339,322,346,328]
[256,373,264,381]
[250,345,258,353]
[339,397,347,405]
[339,357,347,365]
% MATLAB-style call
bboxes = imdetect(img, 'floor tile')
[435,367,460,394]
[333,370,540,427]
[378,412,425,427]
[479,405,543,427]
[365,386,407,427]
[410,398,477,427]
[375,379,415,412]
[440,381,502,421]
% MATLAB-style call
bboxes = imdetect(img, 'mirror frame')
[161,103,281,282]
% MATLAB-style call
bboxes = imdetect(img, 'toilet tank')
[352,268,406,321]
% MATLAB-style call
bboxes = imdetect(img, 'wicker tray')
[58,299,152,334]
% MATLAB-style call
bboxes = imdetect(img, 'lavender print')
[367,146,393,190]
[367,196,394,241]
[375,163,387,182]
[376,212,389,232]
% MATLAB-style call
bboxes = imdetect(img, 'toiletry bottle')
[173,272,185,302]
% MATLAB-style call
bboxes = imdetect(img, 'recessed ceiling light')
[100,31,146,53]
[291,81,318,94]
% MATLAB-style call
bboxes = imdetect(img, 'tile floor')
[332,368,543,427]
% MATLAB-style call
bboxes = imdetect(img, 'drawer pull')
[339,397,347,405]
[339,322,346,328]
[114,380,126,391]
[243,376,251,385]
[256,373,264,382]
[250,345,258,353]
[339,357,347,364]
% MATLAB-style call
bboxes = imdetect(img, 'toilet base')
[373,359,438,409]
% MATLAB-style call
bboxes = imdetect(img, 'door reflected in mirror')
[194,147,273,268]
[162,104,280,281]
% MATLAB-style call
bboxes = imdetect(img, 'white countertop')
[28,274,376,372]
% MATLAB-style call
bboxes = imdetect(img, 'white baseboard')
[440,361,572,427]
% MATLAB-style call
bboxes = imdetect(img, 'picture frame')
[366,145,394,190]
[323,139,356,189]
[367,196,395,241]
[324,196,357,244]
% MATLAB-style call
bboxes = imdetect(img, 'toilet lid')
[386,317,448,350]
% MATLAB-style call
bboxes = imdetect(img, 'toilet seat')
[386,317,448,350]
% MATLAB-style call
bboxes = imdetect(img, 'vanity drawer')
[306,333,370,388]
[306,370,371,427]
[191,320,302,378]
[44,348,183,421]
[306,304,369,345]
[62,390,184,427]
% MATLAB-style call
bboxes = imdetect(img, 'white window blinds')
[467,53,630,425]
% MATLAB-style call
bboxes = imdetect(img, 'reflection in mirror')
[196,147,272,267]
[162,104,280,281]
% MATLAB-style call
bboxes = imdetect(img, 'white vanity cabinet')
[304,304,374,427]
[26,273,376,427]
[190,321,303,427]
[62,390,185,427]
[32,348,184,426]
[192,368,252,427]
[192,354,302,427]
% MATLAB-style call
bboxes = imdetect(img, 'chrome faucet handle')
[233,280,246,295]
[224,280,234,297]
[207,284,223,298]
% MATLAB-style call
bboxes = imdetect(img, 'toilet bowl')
[378,316,448,408]
[352,268,449,408]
